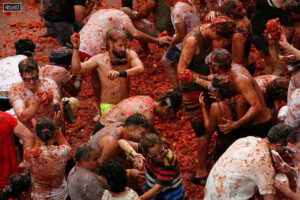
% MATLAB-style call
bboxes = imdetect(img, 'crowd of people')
[1,0,300,199]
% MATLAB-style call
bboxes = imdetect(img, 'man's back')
[79,9,132,56]
[24,144,71,199]
[68,166,103,200]
[205,136,276,200]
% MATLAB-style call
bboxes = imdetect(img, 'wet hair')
[49,47,73,67]
[210,48,232,70]
[75,144,96,163]
[156,91,182,115]
[141,133,163,153]
[18,57,39,75]
[35,118,55,142]
[212,75,236,99]
[282,0,300,13]
[106,28,128,50]
[0,173,31,200]
[222,0,246,19]
[124,113,151,129]
[287,128,300,144]
[14,39,36,57]
[99,160,127,193]
[267,123,294,146]
[265,77,289,109]
[210,16,236,38]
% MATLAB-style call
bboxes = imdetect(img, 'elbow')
[19,113,30,123]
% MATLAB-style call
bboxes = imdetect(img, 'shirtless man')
[71,28,144,115]
[207,49,273,137]
[99,92,182,128]
[175,17,235,184]
[9,57,61,132]
[89,113,151,165]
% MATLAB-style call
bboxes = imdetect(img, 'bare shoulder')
[127,49,139,58]
[101,135,119,146]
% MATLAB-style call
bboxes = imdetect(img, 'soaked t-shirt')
[205,136,276,200]
[40,65,72,97]
[68,167,104,200]
[9,78,60,132]
[285,89,300,128]
[101,188,140,200]
[79,9,132,56]
[100,95,154,126]
[24,144,71,200]
[171,1,201,50]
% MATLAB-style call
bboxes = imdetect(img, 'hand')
[277,162,296,173]
[130,169,145,180]
[158,36,172,46]
[31,118,37,129]
[53,110,62,128]
[35,91,47,105]
[275,178,291,194]
[208,90,221,101]
[132,11,139,20]
[199,92,205,107]
[278,28,289,49]
[218,118,237,134]
[107,70,120,79]
[205,11,217,22]
[178,69,195,83]
[131,152,145,170]
[71,33,80,49]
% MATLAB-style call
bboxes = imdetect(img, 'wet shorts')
[164,44,181,63]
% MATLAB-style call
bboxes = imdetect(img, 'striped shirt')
[145,149,185,200]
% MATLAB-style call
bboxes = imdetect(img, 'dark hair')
[106,28,128,50]
[0,173,31,200]
[99,160,127,193]
[211,48,232,70]
[265,77,289,109]
[18,57,39,75]
[222,0,246,19]
[35,118,55,142]
[267,123,294,146]
[282,0,300,13]
[75,144,95,163]
[14,39,36,57]
[49,47,73,67]
[287,128,300,144]
[210,16,236,38]
[212,75,236,99]
[141,133,164,153]
[157,91,182,115]
[124,113,150,129]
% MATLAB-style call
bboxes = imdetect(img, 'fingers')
[70,34,80,48]
[107,71,120,79]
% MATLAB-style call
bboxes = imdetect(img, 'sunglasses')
[148,146,165,159]
[22,75,39,82]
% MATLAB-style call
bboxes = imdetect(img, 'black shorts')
[164,44,181,63]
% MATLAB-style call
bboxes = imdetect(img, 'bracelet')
[73,47,79,50]
[126,169,131,177]
[126,150,133,160]
[119,70,127,77]
[74,78,82,82]
[193,76,197,84]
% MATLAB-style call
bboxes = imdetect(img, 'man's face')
[287,142,300,163]
[128,125,147,142]
[147,143,166,163]
[21,71,39,90]
[111,39,128,59]
[82,150,101,172]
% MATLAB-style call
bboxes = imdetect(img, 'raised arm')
[199,93,218,133]
[137,0,156,19]
[70,34,99,74]
[177,37,198,73]
[279,32,300,60]
[232,33,247,64]
[14,120,34,149]
[74,0,97,22]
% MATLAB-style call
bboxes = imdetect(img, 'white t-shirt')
[68,167,104,200]
[285,89,300,128]
[0,55,26,95]
[205,137,276,200]
[170,1,201,50]
[24,144,71,200]
[79,9,132,56]
[101,188,140,200]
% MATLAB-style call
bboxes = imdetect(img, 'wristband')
[193,76,197,84]
[73,47,79,50]
[126,150,133,160]
[126,169,131,177]
[119,70,127,77]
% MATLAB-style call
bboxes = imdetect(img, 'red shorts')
[79,51,92,62]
